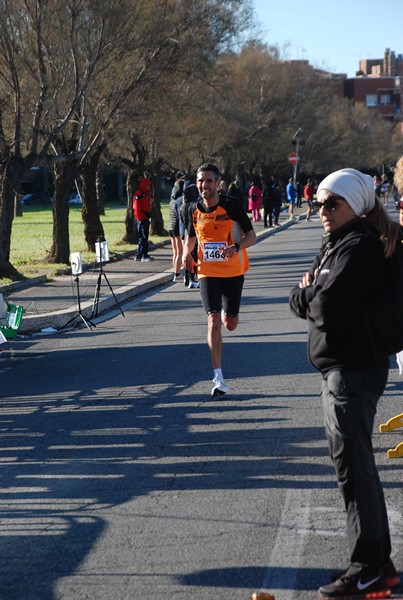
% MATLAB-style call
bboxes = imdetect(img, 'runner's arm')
[221,228,256,259]
[183,235,197,271]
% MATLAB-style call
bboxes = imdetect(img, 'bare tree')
[106,0,254,240]
[0,0,194,270]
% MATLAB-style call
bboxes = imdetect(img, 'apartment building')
[344,48,402,121]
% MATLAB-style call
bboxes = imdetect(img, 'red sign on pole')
[288,152,299,165]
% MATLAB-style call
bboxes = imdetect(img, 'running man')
[182,163,256,397]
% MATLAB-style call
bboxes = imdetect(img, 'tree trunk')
[46,161,76,264]
[150,167,167,237]
[0,158,26,279]
[81,154,105,251]
[121,169,139,245]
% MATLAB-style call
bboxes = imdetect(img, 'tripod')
[59,275,95,331]
[91,261,125,319]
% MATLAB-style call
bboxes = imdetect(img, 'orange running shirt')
[188,196,254,278]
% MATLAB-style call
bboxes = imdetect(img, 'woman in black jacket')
[289,168,400,599]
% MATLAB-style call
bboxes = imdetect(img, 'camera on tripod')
[95,236,110,264]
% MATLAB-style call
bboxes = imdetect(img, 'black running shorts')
[199,275,245,317]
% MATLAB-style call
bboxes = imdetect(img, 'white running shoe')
[211,376,229,397]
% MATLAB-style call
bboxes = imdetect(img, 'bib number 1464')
[202,241,227,261]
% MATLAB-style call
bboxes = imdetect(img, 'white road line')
[261,489,313,598]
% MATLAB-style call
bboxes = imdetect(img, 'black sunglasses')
[312,196,343,211]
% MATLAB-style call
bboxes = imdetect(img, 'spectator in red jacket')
[303,179,315,221]
[133,176,153,261]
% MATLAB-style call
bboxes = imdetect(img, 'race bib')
[202,241,227,262]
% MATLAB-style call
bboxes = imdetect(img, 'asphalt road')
[0,216,402,600]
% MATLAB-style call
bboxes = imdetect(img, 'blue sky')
[252,0,403,77]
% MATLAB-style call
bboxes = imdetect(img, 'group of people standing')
[190,172,319,227]
[249,176,284,227]
[246,175,317,225]
[167,171,200,288]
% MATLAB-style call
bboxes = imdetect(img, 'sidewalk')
[0,209,303,335]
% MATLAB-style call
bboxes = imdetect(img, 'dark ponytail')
[363,198,400,258]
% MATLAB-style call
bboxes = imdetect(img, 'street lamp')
[292,128,302,185]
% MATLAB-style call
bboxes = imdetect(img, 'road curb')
[19,271,174,334]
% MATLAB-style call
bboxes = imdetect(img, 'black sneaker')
[330,560,400,589]
[134,255,141,261]
[318,573,391,598]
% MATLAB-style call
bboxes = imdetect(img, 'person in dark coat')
[262,177,277,227]
[179,184,200,288]
[289,168,400,599]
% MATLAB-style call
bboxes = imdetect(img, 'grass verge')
[1,202,169,285]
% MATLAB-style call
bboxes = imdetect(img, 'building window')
[380,94,391,105]
[366,94,378,106]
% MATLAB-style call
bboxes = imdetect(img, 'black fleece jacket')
[289,218,389,373]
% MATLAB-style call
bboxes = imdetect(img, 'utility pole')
[292,128,302,185]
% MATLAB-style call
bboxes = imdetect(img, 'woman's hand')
[299,271,313,289]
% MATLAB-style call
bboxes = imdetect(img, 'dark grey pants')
[321,368,391,569]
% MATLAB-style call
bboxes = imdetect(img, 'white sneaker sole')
[211,383,229,397]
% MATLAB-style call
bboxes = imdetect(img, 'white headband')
[317,168,375,215]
